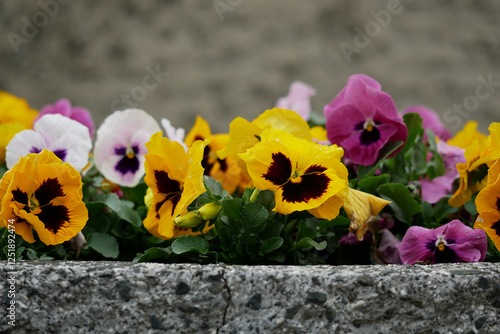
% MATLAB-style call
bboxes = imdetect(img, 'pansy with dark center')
[240,128,348,219]
[143,132,209,240]
[324,74,407,166]
[399,220,487,265]
[93,109,162,187]
[0,150,88,245]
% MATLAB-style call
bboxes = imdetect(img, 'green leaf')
[241,202,269,232]
[296,220,316,241]
[378,183,421,224]
[133,247,172,262]
[256,190,276,213]
[318,215,350,232]
[421,201,434,224]
[433,196,459,223]
[222,198,242,222]
[292,237,327,251]
[86,193,122,213]
[204,176,229,199]
[116,200,142,228]
[171,235,209,255]
[86,232,119,259]
[260,237,284,255]
[464,194,478,216]
[358,174,391,194]
[400,113,423,155]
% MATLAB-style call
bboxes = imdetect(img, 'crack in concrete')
[217,265,230,334]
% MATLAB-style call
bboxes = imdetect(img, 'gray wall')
[1,0,499,134]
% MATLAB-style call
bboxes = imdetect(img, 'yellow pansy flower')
[143,132,209,239]
[185,116,241,194]
[218,108,312,190]
[474,158,500,251]
[0,150,87,245]
[240,128,348,219]
[449,123,500,207]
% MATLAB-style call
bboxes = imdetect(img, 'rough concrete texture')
[1,1,500,134]
[1,261,500,333]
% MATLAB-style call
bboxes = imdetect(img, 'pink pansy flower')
[34,98,95,138]
[398,220,487,265]
[6,114,92,172]
[276,81,316,121]
[161,118,188,151]
[401,105,452,141]
[94,109,161,187]
[419,141,465,204]
[324,74,407,166]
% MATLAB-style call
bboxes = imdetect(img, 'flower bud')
[196,202,222,221]
[249,188,260,203]
[174,211,204,229]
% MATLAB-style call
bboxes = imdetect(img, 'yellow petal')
[447,121,486,149]
[343,188,391,241]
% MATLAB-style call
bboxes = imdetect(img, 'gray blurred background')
[1,0,499,134]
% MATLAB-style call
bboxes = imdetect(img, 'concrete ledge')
[1,261,500,333]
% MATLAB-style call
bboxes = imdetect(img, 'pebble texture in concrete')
[1,261,500,333]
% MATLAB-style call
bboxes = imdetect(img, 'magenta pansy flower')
[324,74,407,166]
[94,109,161,187]
[401,105,452,141]
[6,114,92,172]
[34,98,95,138]
[398,220,487,265]
[276,81,316,121]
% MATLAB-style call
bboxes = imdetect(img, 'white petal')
[5,130,47,169]
[161,118,188,151]
[35,114,91,143]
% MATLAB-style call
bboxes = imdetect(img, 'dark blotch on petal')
[35,178,65,206]
[53,149,67,161]
[115,155,140,175]
[114,147,127,155]
[281,173,330,203]
[36,204,70,233]
[425,240,435,252]
[360,127,381,146]
[30,147,41,154]
[491,220,500,237]
[218,158,228,172]
[263,152,292,186]
[304,164,327,174]
[354,122,364,131]
[434,245,459,263]
[12,189,29,205]
[154,170,182,216]
[496,198,500,211]
[201,146,212,175]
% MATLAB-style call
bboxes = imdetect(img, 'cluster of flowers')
[0,74,499,265]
